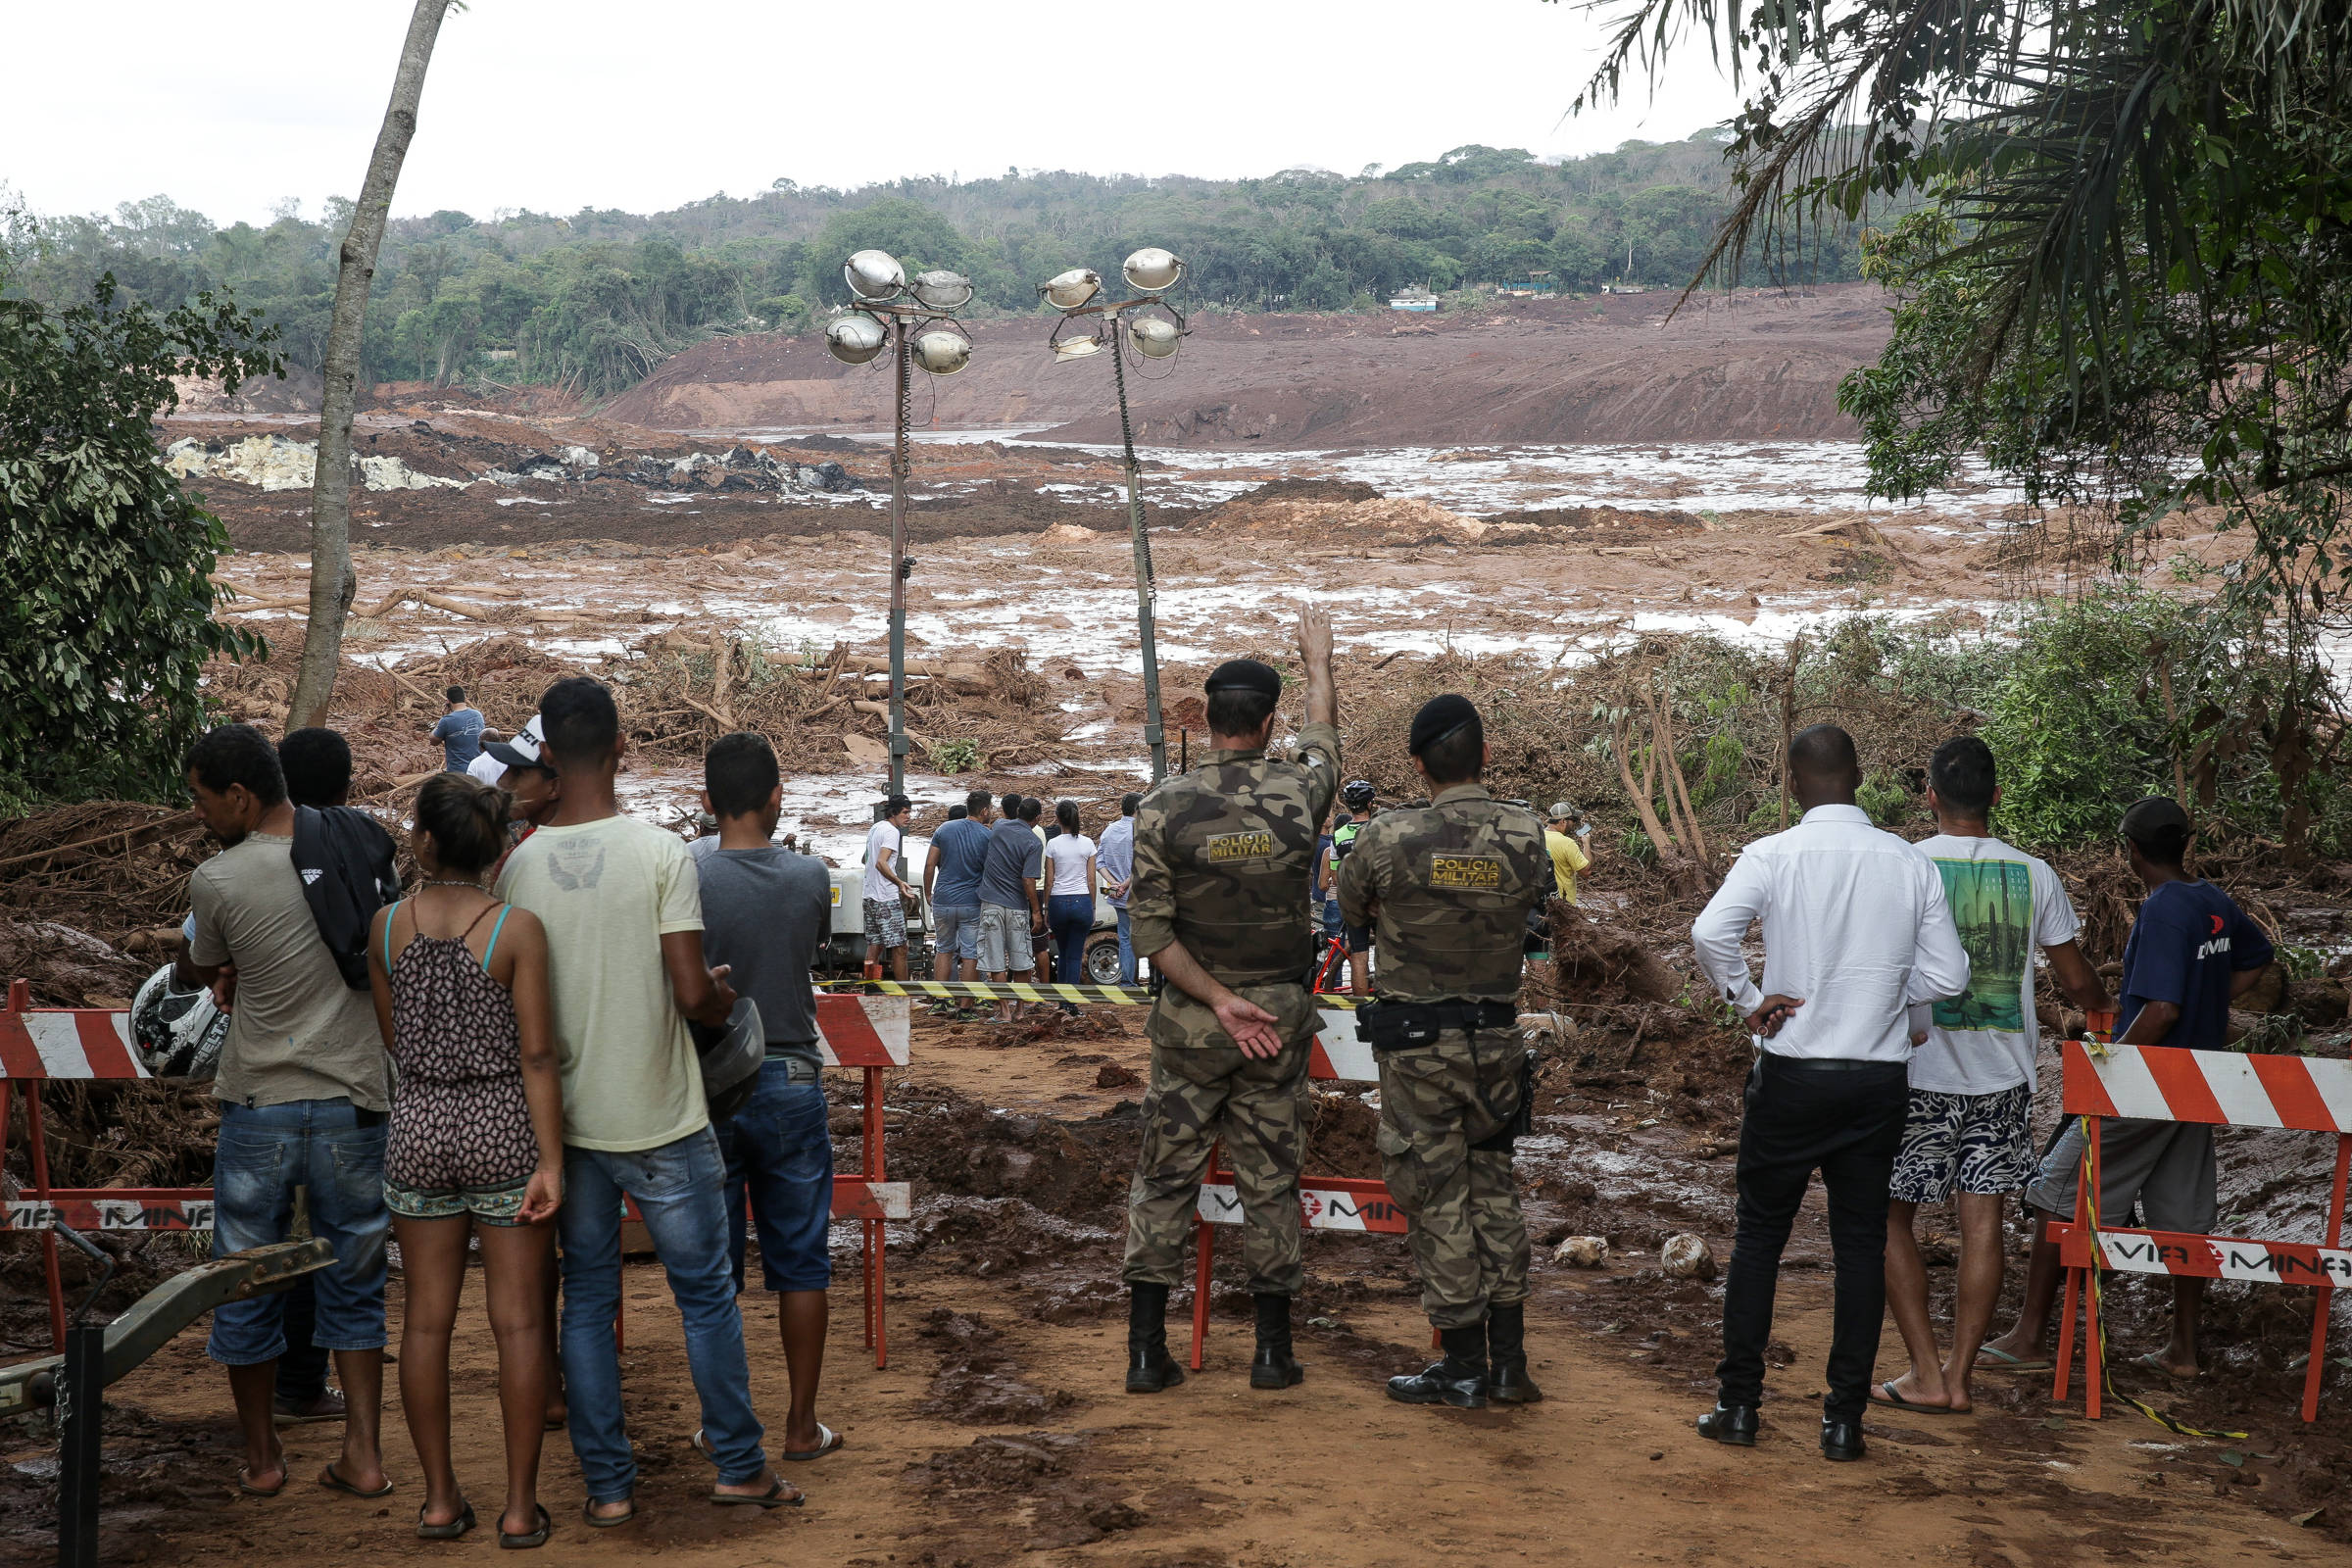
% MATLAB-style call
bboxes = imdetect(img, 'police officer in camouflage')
[1121,605,1341,1395]
[1336,694,1550,1410]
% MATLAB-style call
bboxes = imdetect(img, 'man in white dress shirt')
[1689,724,1971,1462]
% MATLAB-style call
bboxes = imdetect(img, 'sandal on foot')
[1868,1380,1962,1415]
[319,1462,396,1499]
[780,1422,844,1462]
[2132,1351,2201,1380]
[499,1503,553,1549]
[582,1498,636,1529]
[416,1500,476,1540]
[237,1464,288,1497]
[711,1477,804,1508]
[1974,1346,2054,1374]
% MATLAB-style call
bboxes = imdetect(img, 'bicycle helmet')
[1341,780,1377,810]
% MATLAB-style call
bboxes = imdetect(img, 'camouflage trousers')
[1123,984,1316,1297]
[1376,1026,1531,1330]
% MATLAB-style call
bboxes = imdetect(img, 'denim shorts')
[207,1098,390,1365]
[933,904,983,962]
[714,1060,835,1294]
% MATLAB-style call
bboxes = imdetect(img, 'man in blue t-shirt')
[923,790,997,992]
[1980,797,2276,1380]
[430,686,485,771]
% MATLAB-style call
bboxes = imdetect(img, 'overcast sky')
[4,1,1743,227]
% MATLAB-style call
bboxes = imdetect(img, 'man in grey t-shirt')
[695,734,841,1460]
[976,800,1045,1018]
[182,724,391,1501]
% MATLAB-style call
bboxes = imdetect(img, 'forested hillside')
[0,130,1864,399]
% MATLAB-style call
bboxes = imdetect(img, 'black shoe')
[1249,1293,1305,1391]
[1820,1416,1866,1462]
[1124,1283,1185,1394]
[1696,1402,1759,1446]
[1485,1301,1543,1404]
[1387,1325,1488,1408]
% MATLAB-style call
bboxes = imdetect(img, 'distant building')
[1389,286,1439,313]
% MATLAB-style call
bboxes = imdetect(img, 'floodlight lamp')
[825,312,889,366]
[1051,332,1105,363]
[1039,269,1102,311]
[912,328,973,376]
[910,270,974,312]
[1122,248,1183,293]
[844,249,906,301]
[1129,316,1182,359]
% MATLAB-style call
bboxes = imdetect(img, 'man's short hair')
[1417,710,1485,787]
[538,676,619,769]
[1000,793,1022,817]
[965,789,993,815]
[1205,688,1279,740]
[2121,796,2192,865]
[1018,796,1042,823]
[705,731,779,819]
[1120,792,1141,815]
[947,803,967,820]
[445,684,466,705]
[1788,723,1859,778]
[278,726,354,808]
[183,723,285,807]
[1929,735,1997,817]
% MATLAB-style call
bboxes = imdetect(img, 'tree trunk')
[285,0,454,731]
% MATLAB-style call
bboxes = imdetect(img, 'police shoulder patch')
[1427,853,1503,890]
[1205,829,1276,863]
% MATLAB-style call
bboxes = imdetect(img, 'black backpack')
[291,806,401,989]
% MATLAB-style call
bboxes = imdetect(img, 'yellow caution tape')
[820,978,1364,1009]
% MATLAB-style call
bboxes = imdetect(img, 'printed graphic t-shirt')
[431,708,485,770]
[495,815,706,1152]
[2118,878,2276,1049]
[1907,834,2080,1096]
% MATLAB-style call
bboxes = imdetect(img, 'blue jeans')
[207,1099,389,1365]
[1047,894,1093,985]
[558,1127,766,1500]
[714,1063,835,1295]
[1114,906,1136,985]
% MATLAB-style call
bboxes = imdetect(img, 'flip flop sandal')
[499,1503,554,1549]
[582,1498,636,1529]
[1868,1380,1963,1415]
[319,1462,397,1499]
[780,1423,845,1462]
[416,1499,477,1540]
[2132,1351,2202,1381]
[711,1478,804,1508]
[1974,1347,2055,1374]
[273,1390,348,1426]
[237,1465,288,1497]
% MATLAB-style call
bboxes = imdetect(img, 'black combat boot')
[1386,1324,1489,1408]
[1249,1293,1306,1390]
[1124,1283,1184,1394]
[1485,1300,1544,1404]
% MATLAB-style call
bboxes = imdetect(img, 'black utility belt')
[1357,999,1517,1053]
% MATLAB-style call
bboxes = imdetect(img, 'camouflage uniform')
[1336,783,1548,1329]
[1121,720,1342,1297]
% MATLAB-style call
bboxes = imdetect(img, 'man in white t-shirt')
[1876,736,2110,1415]
[861,795,913,981]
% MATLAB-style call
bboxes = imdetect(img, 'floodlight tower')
[825,251,976,797]
[1037,249,1187,782]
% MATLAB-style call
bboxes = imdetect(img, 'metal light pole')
[826,253,975,799]
[1039,250,1187,782]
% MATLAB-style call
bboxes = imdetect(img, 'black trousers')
[1716,1053,1908,1424]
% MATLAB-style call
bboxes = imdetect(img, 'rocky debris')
[167,433,474,493]
[0,912,152,1007]
[1553,1236,1611,1268]
[1192,487,1538,546]
[914,1308,1079,1426]
[1660,1233,1718,1281]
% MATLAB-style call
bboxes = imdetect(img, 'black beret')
[1205,659,1283,699]
[2119,795,2190,844]
[1408,694,1481,757]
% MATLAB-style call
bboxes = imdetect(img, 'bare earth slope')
[605,283,1892,447]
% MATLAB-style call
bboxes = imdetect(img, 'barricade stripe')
[2140,1046,2228,1126]
[2199,1053,2283,1130]
[2249,1053,2335,1134]
[0,1017,41,1080]
[25,1014,100,1079]
[2314,1056,2352,1133]
[74,1010,143,1080]
[2060,1041,2122,1117]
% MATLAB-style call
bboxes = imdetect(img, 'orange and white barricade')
[1187,1003,1407,1367]
[2049,1038,2352,1422]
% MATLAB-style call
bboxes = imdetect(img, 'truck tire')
[1084,934,1124,987]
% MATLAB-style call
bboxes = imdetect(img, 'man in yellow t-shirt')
[1544,802,1592,904]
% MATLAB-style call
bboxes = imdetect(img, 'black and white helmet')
[1341,780,1378,810]
[129,962,227,1081]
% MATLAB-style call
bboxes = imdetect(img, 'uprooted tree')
[0,274,281,808]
